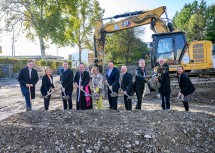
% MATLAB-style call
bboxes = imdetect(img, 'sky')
[0,0,214,59]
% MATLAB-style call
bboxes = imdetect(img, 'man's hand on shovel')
[75,84,91,97]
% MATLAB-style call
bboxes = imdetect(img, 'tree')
[0,0,77,60]
[58,0,104,63]
[173,0,208,41]
[205,4,215,43]
[186,13,205,41]
[105,27,148,65]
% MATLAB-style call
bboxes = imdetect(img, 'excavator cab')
[151,31,186,68]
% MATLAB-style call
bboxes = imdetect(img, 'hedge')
[0,58,71,73]
[0,58,28,73]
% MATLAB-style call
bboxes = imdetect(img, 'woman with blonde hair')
[91,66,104,109]
[40,67,55,110]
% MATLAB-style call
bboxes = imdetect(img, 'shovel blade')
[110,92,118,97]
[84,94,92,97]
[62,96,70,100]
[128,96,135,100]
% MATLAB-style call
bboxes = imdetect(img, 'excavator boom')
[93,6,214,74]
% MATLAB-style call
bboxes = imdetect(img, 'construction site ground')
[0,76,214,152]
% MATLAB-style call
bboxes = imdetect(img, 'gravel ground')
[0,76,215,152]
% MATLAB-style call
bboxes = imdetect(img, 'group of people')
[18,58,195,112]
[155,58,196,111]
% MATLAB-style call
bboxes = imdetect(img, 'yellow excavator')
[93,6,214,74]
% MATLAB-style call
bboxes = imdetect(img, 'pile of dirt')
[0,109,214,152]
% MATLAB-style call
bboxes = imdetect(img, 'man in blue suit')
[18,59,39,111]
[106,61,120,110]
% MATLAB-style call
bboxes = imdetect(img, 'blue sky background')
[0,0,214,58]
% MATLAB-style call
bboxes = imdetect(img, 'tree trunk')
[78,42,82,64]
[39,36,46,61]
[125,42,129,65]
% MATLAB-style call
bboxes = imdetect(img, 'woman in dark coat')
[40,67,55,110]
[157,58,171,110]
[177,66,196,111]
[74,63,93,110]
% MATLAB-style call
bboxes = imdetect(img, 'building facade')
[69,49,94,68]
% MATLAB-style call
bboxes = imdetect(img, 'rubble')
[0,76,215,152]
[0,109,214,152]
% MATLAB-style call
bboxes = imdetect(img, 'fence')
[0,64,13,78]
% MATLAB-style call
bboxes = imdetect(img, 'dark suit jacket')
[40,75,55,96]
[18,67,39,99]
[60,69,74,91]
[106,67,120,92]
[121,72,133,96]
[178,73,196,96]
[157,63,171,94]
[157,63,169,74]
[135,67,146,90]
[74,71,90,88]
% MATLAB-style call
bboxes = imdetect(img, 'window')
[175,35,186,60]
[157,37,173,59]
[175,35,185,51]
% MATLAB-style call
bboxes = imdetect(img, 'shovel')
[92,87,102,100]
[177,92,184,101]
[120,89,135,100]
[76,85,92,97]
[27,86,32,111]
[42,88,54,99]
[92,92,101,99]
[61,87,70,100]
[104,80,118,97]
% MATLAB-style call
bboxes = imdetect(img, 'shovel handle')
[76,85,91,96]
[28,86,31,100]
[104,80,114,93]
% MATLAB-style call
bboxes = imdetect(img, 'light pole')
[11,25,16,57]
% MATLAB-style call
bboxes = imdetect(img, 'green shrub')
[0,58,28,73]
[36,60,47,66]
[0,58,63,73]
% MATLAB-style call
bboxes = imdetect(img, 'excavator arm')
[93,6,214,75]
[93,6,178,70]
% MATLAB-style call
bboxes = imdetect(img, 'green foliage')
[57,0,104,63]
[0,0,71,59]
[0,58,28,73]
[0,58,64,73]
[36,60,64,69]
[186,13,205,40]
[0,0,103,60]
[105,27,149,65]
[173,0,214,42]
[205,4,215,43]
[36,60,47,66]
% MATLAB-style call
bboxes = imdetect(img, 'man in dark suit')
[120,66,133,110]
[106,61,120,110]
[134,59,147,109]
[60,61,74,110]
[18,59,39,111]
[157,58,171,110]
